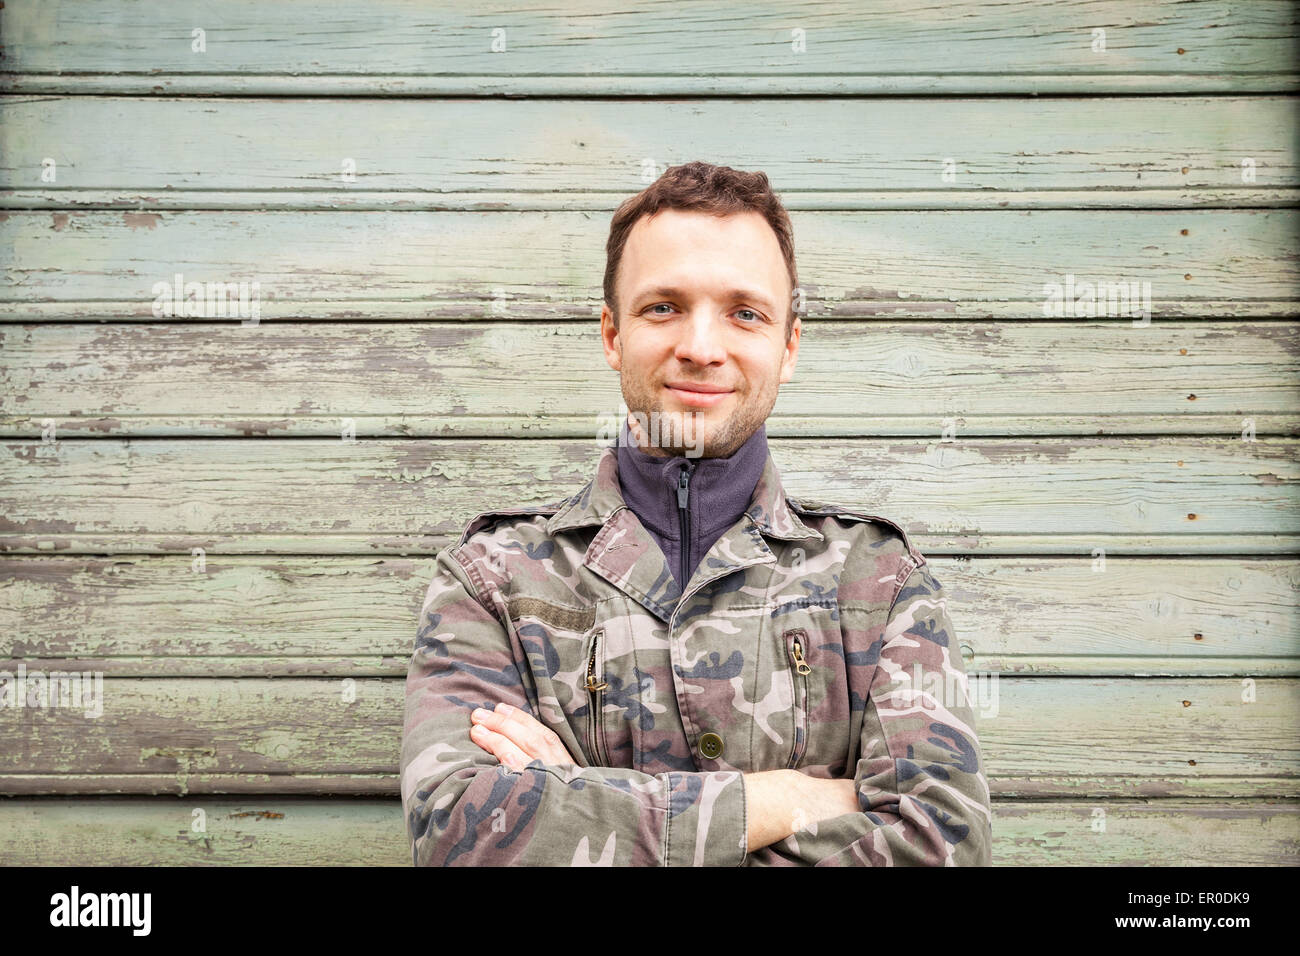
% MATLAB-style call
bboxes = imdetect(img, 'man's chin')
[626,405,713,458]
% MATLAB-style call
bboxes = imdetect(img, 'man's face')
[600,209,801,459]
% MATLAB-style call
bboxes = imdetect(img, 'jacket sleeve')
[400,545,750,867]
[763,559,993,866]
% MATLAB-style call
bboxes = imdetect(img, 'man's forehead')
[625,207,772,247]
[619,212,788,294]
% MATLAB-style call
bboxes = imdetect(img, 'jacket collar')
[547,440,823,545]
[615,418,769,544]
[547,436,823,622]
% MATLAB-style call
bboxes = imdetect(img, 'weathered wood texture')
[2,0,1296,94]
[2,556,1295,677]
[1,0,1296,866]
[2,210,1296,319]
[2,97,1296,209]
[0,677,1295,797]
[0,799,1294,866]
[2,322,1297,437]
[2,438,1296,554]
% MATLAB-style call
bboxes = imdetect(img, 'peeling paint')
[123,212,162,230]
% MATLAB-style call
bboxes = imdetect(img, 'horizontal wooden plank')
[1,556,1295,677]
[3,97,1295,208]
[1,438,1296,555]
[1,321,1295,438]
[0,555,434,675]
[1,774,399,797]
[5,772,1288,800]
[0,798,1293,865]
[2,0,1296,94]
[4,414,1298,441]
[8,301,1298,322]
[0,678,1294,797]
[991,800,1300,866]
[7,189,1300,213]
[8,75,1300,96]
[1,210,1296,318]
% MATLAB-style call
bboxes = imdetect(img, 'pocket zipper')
[584,629,610,767]
[785,628,811,769]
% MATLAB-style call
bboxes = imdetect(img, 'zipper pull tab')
[676,462,692,509]
[585,634,608,692]
[791,637,812,675]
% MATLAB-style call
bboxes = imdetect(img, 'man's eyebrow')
[631,285,778,312]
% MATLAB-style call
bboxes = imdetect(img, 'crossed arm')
[469,700,859,853]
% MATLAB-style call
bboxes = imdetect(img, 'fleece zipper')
[675,461,695,591]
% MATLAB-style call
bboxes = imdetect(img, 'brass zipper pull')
[791,636,812,675]
[585,633,608,692]
[585,630,610,767]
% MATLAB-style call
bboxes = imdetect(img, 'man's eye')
[649,303,674,314]
[736,309,761,322]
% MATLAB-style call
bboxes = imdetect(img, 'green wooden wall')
[1,0,1297,865]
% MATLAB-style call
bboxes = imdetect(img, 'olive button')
[698,732,724,760]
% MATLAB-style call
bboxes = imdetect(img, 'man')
[400,161,992,866]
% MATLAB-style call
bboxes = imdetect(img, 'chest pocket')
[505,594,638,770]
[768,597,853,775]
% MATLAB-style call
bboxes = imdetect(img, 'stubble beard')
[620,370,778,459]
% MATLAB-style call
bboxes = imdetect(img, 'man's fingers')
[837,779,862,815]
[467,702,569,764]
[469,722,533,771]
[492,702,570,762]
[469,703,576,766]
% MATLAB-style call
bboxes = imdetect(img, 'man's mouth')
[664,382,734,408]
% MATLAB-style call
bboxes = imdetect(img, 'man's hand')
[743,770,861,853]
[469,701,579,770]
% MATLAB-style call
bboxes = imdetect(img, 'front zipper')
[676,461,695,591]
[785,628,811,769]
[584,628,609,767]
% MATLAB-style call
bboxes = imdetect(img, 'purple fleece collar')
[615,418,770,590]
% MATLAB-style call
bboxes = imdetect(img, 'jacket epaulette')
[786,496,924,565]
[456,502,565,548]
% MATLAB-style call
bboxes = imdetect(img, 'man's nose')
[674,310,728,366]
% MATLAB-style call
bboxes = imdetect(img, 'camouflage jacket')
[401,443,993,866]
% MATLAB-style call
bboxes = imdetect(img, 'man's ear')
[600,304,623,372]
[778,315,801,384]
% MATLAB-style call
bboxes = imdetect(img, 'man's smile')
[664,380,735,407]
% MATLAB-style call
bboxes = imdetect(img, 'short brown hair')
[603,161,799,337]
